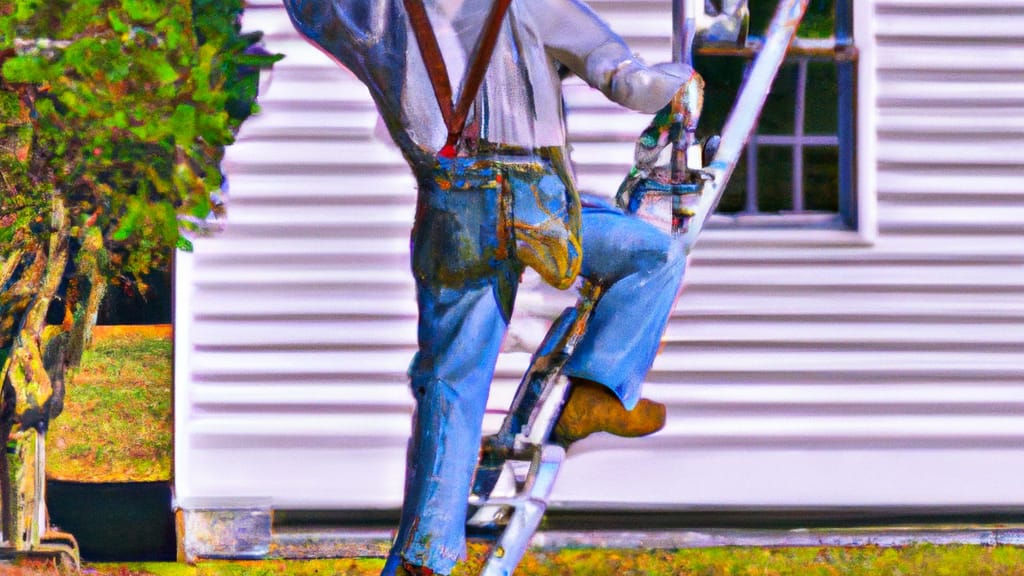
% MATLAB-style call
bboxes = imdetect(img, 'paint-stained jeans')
[383,152,686,575]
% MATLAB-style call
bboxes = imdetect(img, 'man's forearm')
[535,0,692,113]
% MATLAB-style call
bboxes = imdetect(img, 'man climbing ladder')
[285,0,808,573]
[285,0,700,573]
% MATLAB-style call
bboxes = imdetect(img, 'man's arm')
[283,0,391,75]
[531,0,693,113]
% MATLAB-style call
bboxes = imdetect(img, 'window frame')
[696,0,878,248]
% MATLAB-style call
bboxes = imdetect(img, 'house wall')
[174,0,1024,512]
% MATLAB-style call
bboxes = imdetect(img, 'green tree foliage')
[0,0,279,432]
[1,0,279,279]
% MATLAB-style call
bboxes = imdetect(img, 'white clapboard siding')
[175,0,1024,512]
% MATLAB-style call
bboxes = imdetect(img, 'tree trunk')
[0,197,70,548]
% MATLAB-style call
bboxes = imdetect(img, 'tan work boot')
[552,379,667,446]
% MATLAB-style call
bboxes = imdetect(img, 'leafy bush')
[2,0,278,277]
[0,0,278,451]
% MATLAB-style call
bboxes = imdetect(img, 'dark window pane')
[693,55,746,140]
[756,146,793,213]
[804,147,840,212]
[715,149,748,213]
[760,62,798,135]
[805,62,839,134]
[749,0,834,38]
[799,0,835,39]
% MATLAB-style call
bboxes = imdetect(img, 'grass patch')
[4,545,1024,575]
[45,325,173,483]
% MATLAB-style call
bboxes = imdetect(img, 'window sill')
[698,213,873,249]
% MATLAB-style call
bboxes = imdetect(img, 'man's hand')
[633,70,705,176]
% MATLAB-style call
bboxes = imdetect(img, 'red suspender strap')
[401,0,456,130]
[401,0,514,157]
[448,0,513,152]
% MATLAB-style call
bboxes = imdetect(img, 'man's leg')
[383,279,510,576]
[562,200,686,413]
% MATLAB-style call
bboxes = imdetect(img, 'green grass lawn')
[46,325,173,483]
[7,544,1024,575]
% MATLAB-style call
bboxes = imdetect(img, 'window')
[698,0,857,229]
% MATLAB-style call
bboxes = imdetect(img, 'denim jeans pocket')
[506,165,581,290]
[412,156,581,290]
[411,158,503,285]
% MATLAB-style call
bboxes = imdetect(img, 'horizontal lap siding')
[176,0,1024,510]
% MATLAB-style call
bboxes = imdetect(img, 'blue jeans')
[383,154,686,575]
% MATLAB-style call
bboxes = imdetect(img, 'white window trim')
[855,0,879,245]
